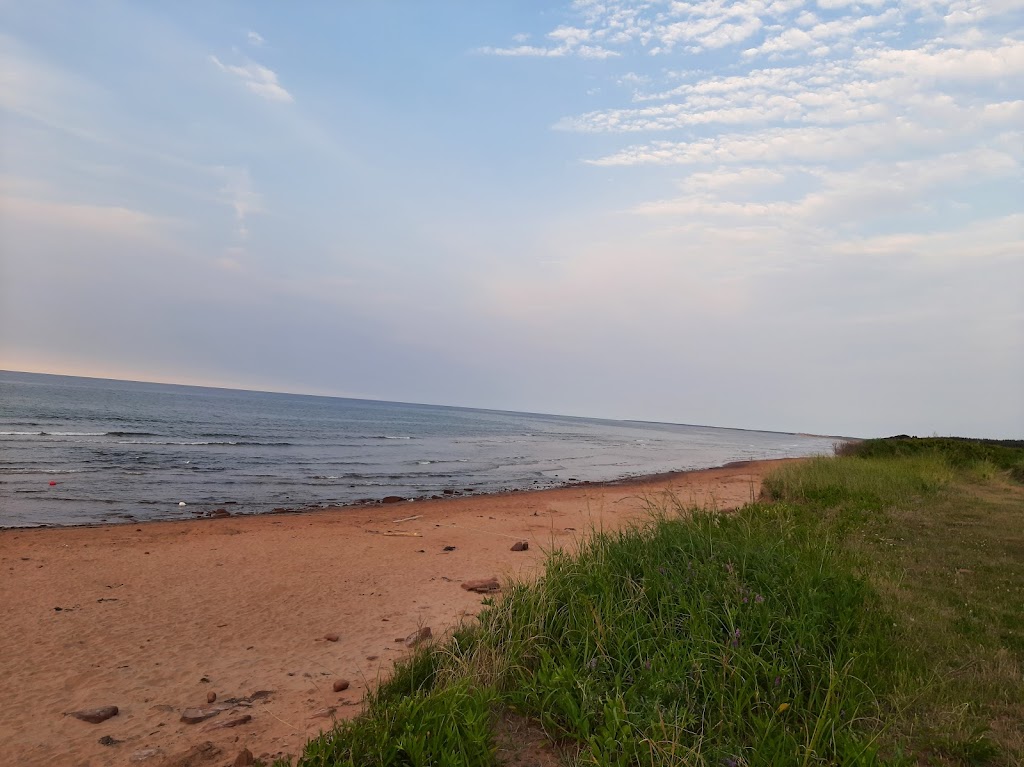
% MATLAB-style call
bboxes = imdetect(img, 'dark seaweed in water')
[0,370,838,527]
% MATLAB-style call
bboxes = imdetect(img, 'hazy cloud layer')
[1,3,1021,438]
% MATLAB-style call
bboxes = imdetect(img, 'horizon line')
[0,368,850,440]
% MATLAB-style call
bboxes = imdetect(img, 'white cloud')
[628,146,1019,231]
[246,29,265,47]
[585,108,1017,167]
[481,0,780,57]
[835,213,1024,262]
[861,40,1024,80]
[0,33,110,142]
[0,192,176,243]
[677,167,788,192]
[477,44,567,58]
[209,55,293,102]
[216,166,262,240]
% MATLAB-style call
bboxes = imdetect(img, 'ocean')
[0,371,840,528]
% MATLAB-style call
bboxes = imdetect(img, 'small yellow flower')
[776,703,790,714]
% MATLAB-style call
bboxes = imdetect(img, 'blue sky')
[1,1,1021,438]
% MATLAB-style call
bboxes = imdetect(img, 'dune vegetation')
[280,438,1023,767]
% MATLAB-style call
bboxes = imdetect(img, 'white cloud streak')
[217,166,262,240]
[209,55,293,102]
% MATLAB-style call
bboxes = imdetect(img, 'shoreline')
[1,458,800,766]
[4,457,800,533]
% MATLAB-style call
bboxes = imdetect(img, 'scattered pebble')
[180,706,221,724]
[332,679,350,692]
[207,714,252,730]
[129,748,163,762]
[206,691,217,704]
[234,748,255,767]
[461,577,501,593]
[511,541,529,551]
[405,626,432,647]
[69,706,119,724]
[98,734,123,746]
[324,632,339,642]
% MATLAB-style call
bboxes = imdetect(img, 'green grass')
[293,437,1024,767]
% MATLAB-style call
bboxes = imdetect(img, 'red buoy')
[49,481,57,486]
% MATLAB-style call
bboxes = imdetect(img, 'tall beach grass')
[288,437,1023,767]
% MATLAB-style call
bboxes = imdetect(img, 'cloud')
[630,146,1020,227]
[0,192,176,244]
[745,8,900,57]
[246,29,265,47]
[216,166,262,240]
[861,40,1024,80]
[477,44,568,58]
[0,33,111,142]
[477,22,619,58]
[481,0,815,58]
[209,55,293,102]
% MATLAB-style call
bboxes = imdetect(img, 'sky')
[1,1,1021,438]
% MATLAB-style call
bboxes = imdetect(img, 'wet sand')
[0,459,793,766]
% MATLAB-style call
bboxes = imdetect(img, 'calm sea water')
[0,371,839,528]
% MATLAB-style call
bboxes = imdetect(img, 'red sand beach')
[0,460,793,766]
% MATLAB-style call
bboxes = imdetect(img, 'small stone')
[405,627,432,647]
[98,734,123,746]
[170,743,222,763]
[210,508,231,518]
[324,632,339,642]
[206,691,217,704]
[180,706,221,724]
[381,495,405,504]
[332,679,350,692]
[129,748,162,762]
[461,577,500,594]
[70,706,119,724]
[311,707,336,719]
[233,749,255,767]
[207,714,252,730]
[366,655,378,661]
[442,545,457,552]
[511,541,529,551]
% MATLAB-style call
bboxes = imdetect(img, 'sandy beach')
[0,460,791,766]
